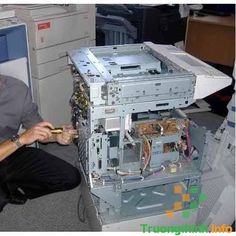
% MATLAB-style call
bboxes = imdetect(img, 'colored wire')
[185,127,192,160]
[142,135,151,171]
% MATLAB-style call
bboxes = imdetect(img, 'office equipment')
[68,42,232,230]
[0,14,31,88]
[5,4,96,125]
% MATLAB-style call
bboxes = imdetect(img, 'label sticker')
[38,22,51,30]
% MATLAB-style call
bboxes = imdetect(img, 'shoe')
[0,186,10,212]
[0,199,9,212]
[9,190,27,205]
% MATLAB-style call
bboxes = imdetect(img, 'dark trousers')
[0,147,81,210]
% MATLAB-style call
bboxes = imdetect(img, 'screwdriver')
[50,127,79,139]
[50,127,63,134]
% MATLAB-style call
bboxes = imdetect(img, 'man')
[0,75,81,211]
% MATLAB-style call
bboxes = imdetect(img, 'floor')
[0,111,224,231]
[0,143,90,231]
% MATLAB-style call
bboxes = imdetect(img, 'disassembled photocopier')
[68,42,232,230]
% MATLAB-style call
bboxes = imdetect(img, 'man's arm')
[0,121,54,161]
[0,122,78,161]
[40,125,77,145]
[18,82,77,145]
[0,139,20,161]
[19,84,77,145]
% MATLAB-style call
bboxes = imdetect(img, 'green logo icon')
[165,185,207,219]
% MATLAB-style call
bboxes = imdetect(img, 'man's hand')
[56,125,78,145]
[19,122,54,145]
